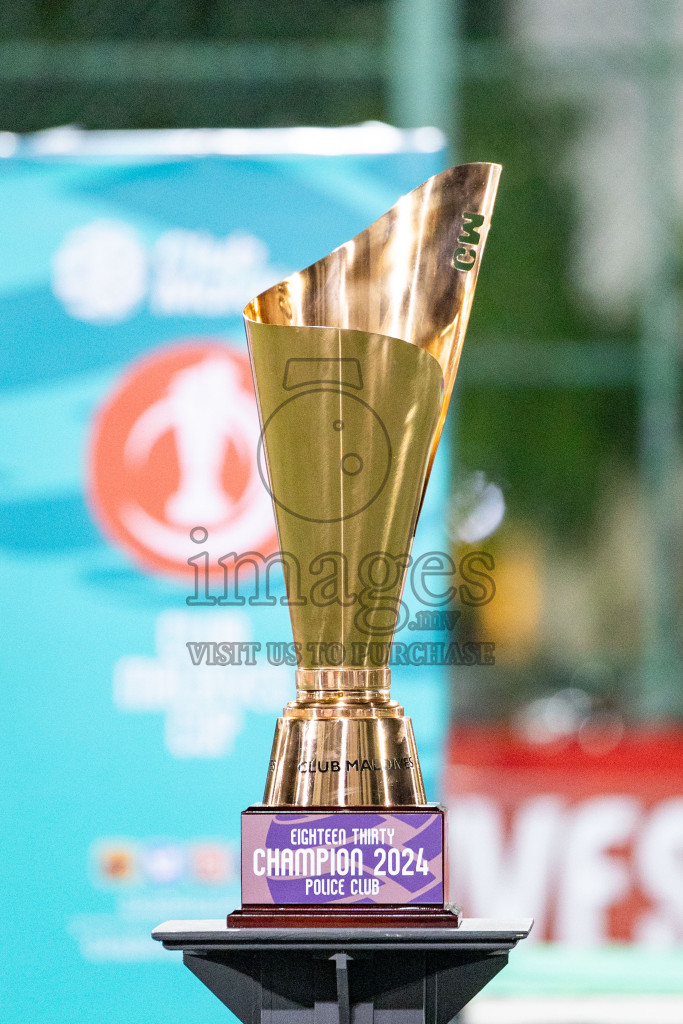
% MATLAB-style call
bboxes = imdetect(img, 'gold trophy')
[245,162,500,808]
[231,162,500,927]
[152,158,533,1016]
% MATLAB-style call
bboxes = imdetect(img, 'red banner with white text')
[445,727,683,944]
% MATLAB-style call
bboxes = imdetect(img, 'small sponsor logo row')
[92,839,237,886]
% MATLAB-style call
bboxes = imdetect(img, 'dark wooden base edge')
[227,905,462,929]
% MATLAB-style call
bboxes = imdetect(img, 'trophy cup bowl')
[244,162,500,810]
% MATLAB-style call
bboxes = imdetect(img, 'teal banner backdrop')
[0,125,449,1024]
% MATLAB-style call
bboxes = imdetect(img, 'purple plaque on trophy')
[241,808,445,907]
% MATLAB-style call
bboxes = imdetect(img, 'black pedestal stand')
[153,918,532,1023]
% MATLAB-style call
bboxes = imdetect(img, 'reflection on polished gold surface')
[244,163,501,806]
[245,162,501,481]
[247,326,442,670]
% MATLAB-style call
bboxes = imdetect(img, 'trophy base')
[234,805,450,927]
[263,714,426,805]
[227,904,462,929]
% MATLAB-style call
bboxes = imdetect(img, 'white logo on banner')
[52,218,285,324]
[113,611,289,758]
[120,354,272,558]
[88,342,277,579]
[52,220,148,323]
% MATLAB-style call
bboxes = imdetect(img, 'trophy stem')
[263,667,427,807]
[286,667,400,717]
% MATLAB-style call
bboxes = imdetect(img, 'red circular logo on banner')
[88,341,277,579]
